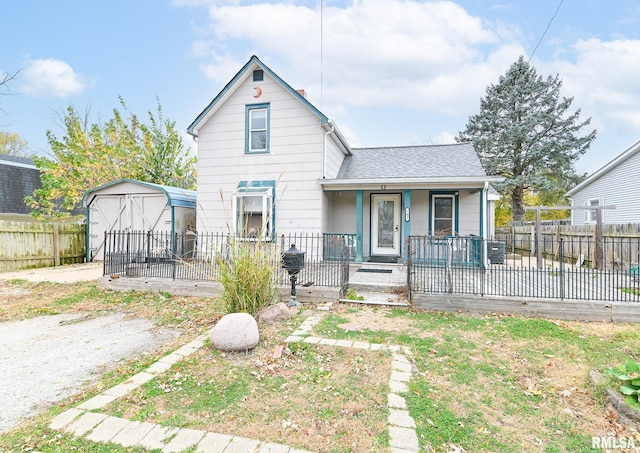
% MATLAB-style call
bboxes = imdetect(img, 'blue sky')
[2,0,640,176]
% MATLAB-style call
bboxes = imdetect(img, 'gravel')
[0,312,180,434]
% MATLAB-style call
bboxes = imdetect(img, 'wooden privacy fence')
[495,223,640,270]
[0,216,86,271]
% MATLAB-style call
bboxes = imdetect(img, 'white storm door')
[371,194,401,255]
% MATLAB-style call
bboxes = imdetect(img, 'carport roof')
[82,179,197,208]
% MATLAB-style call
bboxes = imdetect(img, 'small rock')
[257,303,290,325]
[209,313,259,352]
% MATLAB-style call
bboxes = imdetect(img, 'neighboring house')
[82,178,197,261]
[567,140,640,225]
[0,154,41,215]
[188,55,501,263]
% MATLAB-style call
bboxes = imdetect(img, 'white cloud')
[188,0,524,117]
[178,0,640,168]
[547,38,640,133]
[21,58,88,98]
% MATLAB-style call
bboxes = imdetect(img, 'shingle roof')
[336,143,487,180]
[0,155,40,214]
[0,153,36,167]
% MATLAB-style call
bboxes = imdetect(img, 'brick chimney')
[296,89,307,99]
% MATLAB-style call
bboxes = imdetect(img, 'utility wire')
[528,0,565,62]
[320,0,323,111]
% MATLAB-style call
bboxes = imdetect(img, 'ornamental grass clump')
[217,238,277,315]
[606,359,640,410]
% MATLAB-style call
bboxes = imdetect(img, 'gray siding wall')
[571,150,640,225]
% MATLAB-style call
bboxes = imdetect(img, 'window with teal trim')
[246,104,270,153]
[432,194,455,235]
[233,181,275,239]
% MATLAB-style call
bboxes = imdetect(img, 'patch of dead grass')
[105,322,391,452]
[0,280,222,338]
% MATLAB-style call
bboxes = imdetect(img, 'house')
[0,154,41,215]
[188,55,501,263]
[82,178,197,261]
[567,140,640,225]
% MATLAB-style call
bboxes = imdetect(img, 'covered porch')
[321,181,500,264]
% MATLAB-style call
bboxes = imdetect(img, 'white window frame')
[585,198,604,224]
[232,186,273,239]
[245,104,269,154]
[431,194,455,236]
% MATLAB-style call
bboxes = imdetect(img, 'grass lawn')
[1,278,639,452]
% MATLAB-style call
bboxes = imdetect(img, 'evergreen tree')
[457,56,596,222]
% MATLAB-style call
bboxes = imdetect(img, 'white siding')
[458,192,480,235]
[325,192,357,233]
[196,73,327,234]
[570,150,640,225]
[324,135,346,179]
[410,191,431,235]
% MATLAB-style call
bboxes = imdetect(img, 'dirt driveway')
[0,262,104,283]
[0,263,180,435]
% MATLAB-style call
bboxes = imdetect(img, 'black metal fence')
[103,230,351,290]
[408,235,640,302]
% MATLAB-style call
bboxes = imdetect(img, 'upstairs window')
[253,69,264,82]
[245,104,270,153]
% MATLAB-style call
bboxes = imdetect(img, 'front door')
[371,194,401,256]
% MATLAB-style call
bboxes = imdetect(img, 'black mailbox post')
[282,244,305,307]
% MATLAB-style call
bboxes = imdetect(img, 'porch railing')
[408,234,640,302]
[103,230,351,289]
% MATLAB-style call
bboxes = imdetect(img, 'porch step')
[349,262,407,293]
[339,298,410,307]
[340,290,410,307]
[348,282,406,293]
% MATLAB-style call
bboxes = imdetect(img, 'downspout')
[323,121,334,179]
[482,181,489,268]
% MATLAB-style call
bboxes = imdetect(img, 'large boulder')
[257,303,290,325]
[210,313,259,352]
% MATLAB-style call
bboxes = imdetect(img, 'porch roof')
[323,143,502,187]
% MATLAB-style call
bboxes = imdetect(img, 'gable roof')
[566,139,640,196]
[82,178,197,209]
[328,143,501,185]
[187,55,350,153]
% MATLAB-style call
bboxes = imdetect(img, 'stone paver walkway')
[50,302,420,452]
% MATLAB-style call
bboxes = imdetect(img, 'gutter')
[320,176,504,187]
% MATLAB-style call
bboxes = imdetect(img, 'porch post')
[403,190,411,264]
[356,190,363,263]
[481,184,489,268]
[479,187,484,238]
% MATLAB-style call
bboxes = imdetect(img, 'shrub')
[605,359,640,410]
[217,238,277,315]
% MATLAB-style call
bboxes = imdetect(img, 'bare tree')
[0,68,22,117]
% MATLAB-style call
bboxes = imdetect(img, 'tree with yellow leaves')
[26,98,196,218]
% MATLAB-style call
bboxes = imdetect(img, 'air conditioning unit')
[488,241,505,264]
